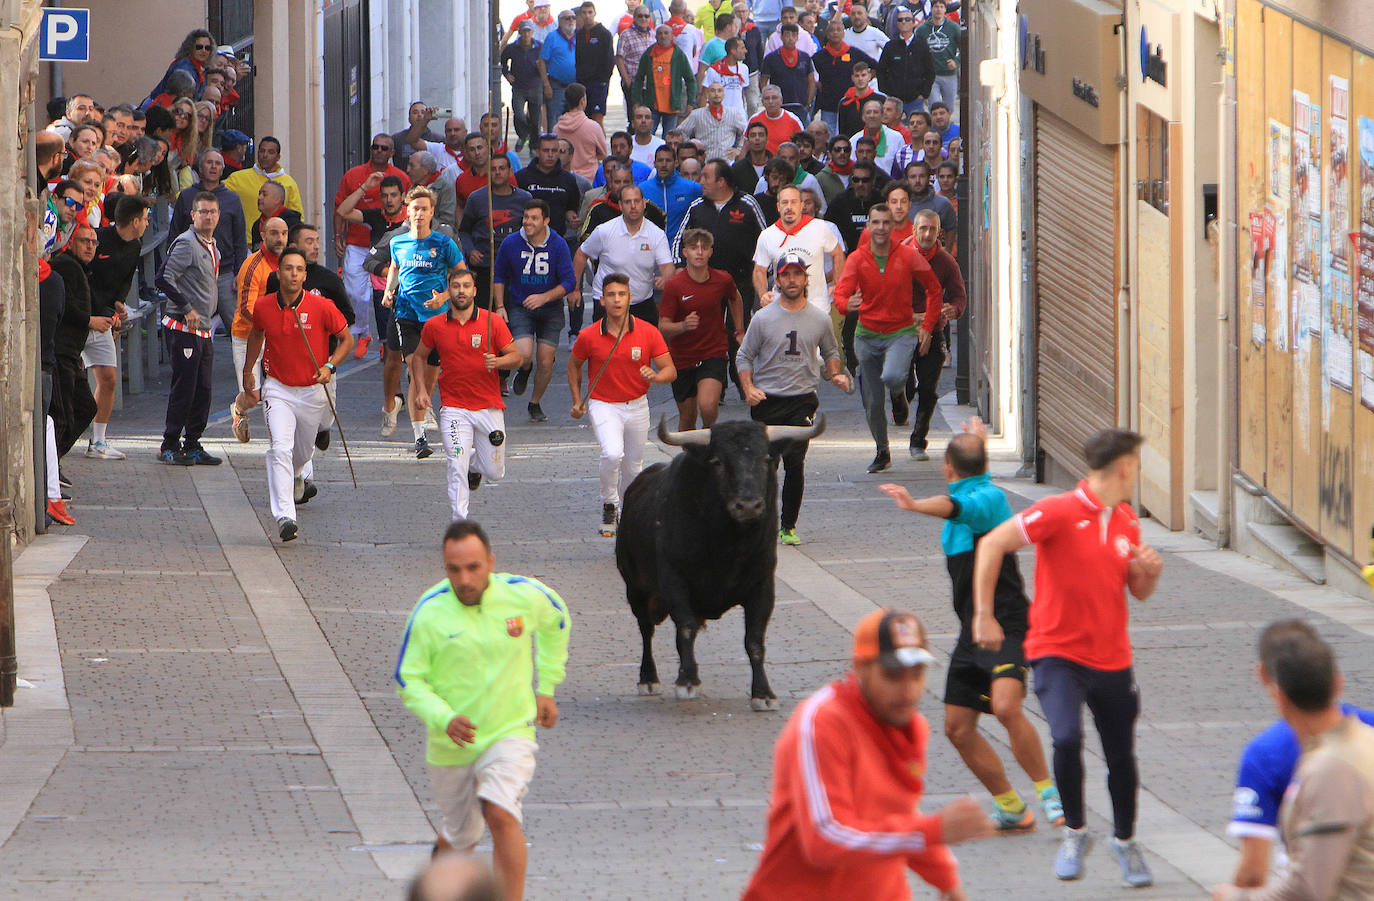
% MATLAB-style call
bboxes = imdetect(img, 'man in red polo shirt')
[971,428,1163,886]
[333,134,410,357]
[414,269,524,522]
[240,247,355,543]
[567,273,675,537]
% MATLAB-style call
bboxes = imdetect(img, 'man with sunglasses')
[334,134,411,358]
[875,5,937,116]
[814,135,852,205]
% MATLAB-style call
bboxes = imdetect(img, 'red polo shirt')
[419,309,515,410]
[570,316,669,403]
[253,290,348,387]
[1014,481,1141,671]
[335,162,411,248]
[658,268,735,368]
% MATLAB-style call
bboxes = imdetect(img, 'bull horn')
[764,414,827,443]
[657,416,712,447]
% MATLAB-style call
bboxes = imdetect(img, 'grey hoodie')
[156,228,220,322]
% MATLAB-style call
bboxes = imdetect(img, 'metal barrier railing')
[109,197,171,411]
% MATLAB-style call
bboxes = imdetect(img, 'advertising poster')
[1292,93,1322,346]
[1269,119,1292,352]
[1326,76,1353,393]
[1358,116,1374,408]
[1250,210,1267,346]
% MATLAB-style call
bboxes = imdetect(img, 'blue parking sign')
[39,8,90,63]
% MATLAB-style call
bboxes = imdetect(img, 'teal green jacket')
[395,573,571,766]
[632,44,698,113]
[914,18,962,73]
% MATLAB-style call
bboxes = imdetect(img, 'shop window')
[1137,108,1169,214]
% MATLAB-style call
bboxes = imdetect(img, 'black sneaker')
[890,392,910,427]
[297,480,318,504]
[468,472,482,491]
[414,436,434,459]
[58,472,73,489]
[528,402,547,422]
[867,450,892,473]
[315,429,331,451]
[278,518,298,542]
[158,448,195,465]
[599,502,617,537]
[513,366,532,396]
[183,446,222,466]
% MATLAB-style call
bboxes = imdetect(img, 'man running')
[414,270,524,522]
[879,417,1063,834]
[736,251,849,546]
[382,186,467,459]
[972,428,1163,886]
[493,199,577,423]
[751,184,844,317]
[239,247,355,541]
[395,520,571,901]
[658,228,743,429]
[568,274,675,536]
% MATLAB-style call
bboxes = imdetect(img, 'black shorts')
[943,634,1029,715]
[584,81,610,115]
[396,318,440,366]
[671,357,728,403]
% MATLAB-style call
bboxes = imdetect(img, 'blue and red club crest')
[506,616,524,637]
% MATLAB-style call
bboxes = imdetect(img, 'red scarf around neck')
[823,41,851,60]
[779,47,799,67]
[776,214,815,239]
[708,103,724,120]
[829,159,855,176]
[840,86,874,108]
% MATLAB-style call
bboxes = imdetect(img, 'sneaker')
[909,443,930,462]
[890,392,910,426]
[315,429,331,451]
[278,517,298,542]
[1109,837,1153,888]
[468,472,482,492]
[599,503,617,537]
[382,396,401,437]
[513,366,531,396]
[778,527,801,546]
[1039,786,1065,828]
[296,480,318,505]
[183,447,222,466]
[58,472,72,489]
[423,409,438,432]
[232,405,251,443]
[867,451,891,473]
[353,334,371,358]
[46,498,75,526]
[158,449,194,465]
[86,440,126,460]
[1055,828,1093,881]
[528,402,547,422]
[414,436,434,460]
[993,803,1035,832]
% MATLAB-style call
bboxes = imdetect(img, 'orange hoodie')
[741,676,959,900]
[232,247,279,339]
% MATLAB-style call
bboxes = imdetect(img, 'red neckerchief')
[779,47,799,67]
[840,86,875,108]
[823,40,851,60]
[829,159,854,176]
[38,258,51,281]
[422,171,440,187]
[711,59,742,80]
[708,102,724,120]
[912,239,937,259]
[601,197,622,213]
[667,15,688,35]
[268,205,287,220]
[776,214,814,243]
[740,19,756,32]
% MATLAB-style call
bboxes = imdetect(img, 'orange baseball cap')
[853,609,937,670]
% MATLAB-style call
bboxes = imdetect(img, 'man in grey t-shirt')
[736,251,849,546]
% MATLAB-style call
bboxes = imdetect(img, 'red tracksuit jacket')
[832,242,943,335]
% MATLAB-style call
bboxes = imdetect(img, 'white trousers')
[231,335,263,396]
[263,377,330,522]
[302,380,336,482]
[588,396,649,507]
[45,416,60,501]
[438,406,506,520]
[343,245,373,338]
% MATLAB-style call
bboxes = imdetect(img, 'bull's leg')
[633,596,660,695]
[673,617,702,700]
[744,586,778,712]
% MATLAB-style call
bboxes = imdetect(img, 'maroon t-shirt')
[658,267,736,368]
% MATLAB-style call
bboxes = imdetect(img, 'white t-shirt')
[422,140,466,174]
[844,26,889,63]
[753,172,829,214]
[582,216,674,301]
[629,134,667,168]
[701,62,752,114]
[676,23,706,71]
[752,217,840,312]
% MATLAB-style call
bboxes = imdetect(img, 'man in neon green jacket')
[395,520,571,899]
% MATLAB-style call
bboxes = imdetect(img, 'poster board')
[1349,50,1374,564]
[1289,24,1321,528]
[1264,11,1293,508]
[1236,0,1267,481]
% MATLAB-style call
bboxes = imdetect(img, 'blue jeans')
[512,84,544,146]
[651,110,679,136]
[855,329,917,452]
[544,79,568,132]
[902,96,928,116]
[819,110,839,137]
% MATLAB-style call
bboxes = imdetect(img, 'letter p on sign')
[40,9,90,63]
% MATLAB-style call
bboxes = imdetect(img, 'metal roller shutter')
[1033,106,1118,479]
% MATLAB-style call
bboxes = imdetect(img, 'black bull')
[615,416,826,711]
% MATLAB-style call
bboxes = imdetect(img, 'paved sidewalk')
[3,332,1373,899]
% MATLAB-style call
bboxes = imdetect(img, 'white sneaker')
[423,408,438,431]
[86,440,126,460]
[382,396,400,437]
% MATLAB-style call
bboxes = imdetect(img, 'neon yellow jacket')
[395,573,571,766]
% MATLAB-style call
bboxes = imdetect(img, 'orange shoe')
[47,498,75,526]
[353,334,371,358]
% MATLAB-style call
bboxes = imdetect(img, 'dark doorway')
[209,0,256,138]
[324,0,371,256]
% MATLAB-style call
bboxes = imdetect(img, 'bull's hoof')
[750,697,781,712]
[637,682,661,696]
[675,684,700,700]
